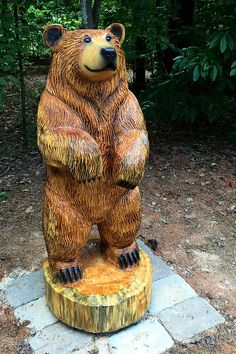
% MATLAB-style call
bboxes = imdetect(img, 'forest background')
[0,0,236,150]
[0,3,236,352]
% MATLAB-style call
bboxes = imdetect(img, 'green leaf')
[231,60,236,68]
[173,55,184,61]
[220,35,227,53]
[0,192,6,198]
[230,68,236,76]
[209,32,222,49]
[203,63,211,71]
[211,66,218,81]
[193,65,200,81]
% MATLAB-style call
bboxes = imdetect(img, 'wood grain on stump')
[43,241,152,333]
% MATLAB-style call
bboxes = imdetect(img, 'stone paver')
[108,318,174,354]
[152,256,174,281]
[15,296,58,331]
[5,270,44,308]
[137,240,155,260]
[158,297,225,342]
[29,322,93,353]
[69,339,111,354]
[149,274,197,314]
[0,240,225,354]
[138,240,173,281]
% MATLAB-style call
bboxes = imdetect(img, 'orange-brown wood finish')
[37,23,149,284]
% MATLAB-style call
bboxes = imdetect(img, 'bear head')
[44,23,126,83]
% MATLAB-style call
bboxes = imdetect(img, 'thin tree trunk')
[13,4,27,147]
[162,0,195,73]
[80,0,102,29]
[93,0,102,28]
[1,0,8,39]
[134,38,146,92]
[80,0,93,28]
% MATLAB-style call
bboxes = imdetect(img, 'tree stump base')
[43,241,152,333]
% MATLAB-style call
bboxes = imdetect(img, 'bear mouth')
[85,63,117,73]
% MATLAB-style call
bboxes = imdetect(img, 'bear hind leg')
[43,190,91,283]
[98,188,141,269]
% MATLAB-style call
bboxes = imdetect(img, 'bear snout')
[101,47,117,71]
[101,47,117,60]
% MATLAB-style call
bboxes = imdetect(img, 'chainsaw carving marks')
[37,23,149,284]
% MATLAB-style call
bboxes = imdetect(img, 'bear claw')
[118,248,140,269]
[57,265,83,284]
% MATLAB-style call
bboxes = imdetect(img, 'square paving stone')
[5,270,44,308]
[29,322,93,353]
[149,274,197,314]
[108,318,174,354]
[137,240,173,281]
[137,240,155,260]
[158,297,225,342]
[152,257,174,281]
[68,340,110,354]
[15,296,58,331]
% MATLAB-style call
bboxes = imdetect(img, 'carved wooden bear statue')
[37,23,149,284]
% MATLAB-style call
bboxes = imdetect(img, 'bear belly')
[45,166,126,223]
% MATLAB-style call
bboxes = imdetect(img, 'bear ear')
[44,25,66,48]
[106,23,125,44]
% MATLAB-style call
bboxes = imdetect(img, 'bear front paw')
[71,153,103,183]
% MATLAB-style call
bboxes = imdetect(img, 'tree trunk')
[80,0,93,28]
[178,0,195,27]
[134,39,146,92]
[13,4,27,147]
[162,0,195,73]
[80,0,102,29]
[1,0,8,39]
[93,0,102,28]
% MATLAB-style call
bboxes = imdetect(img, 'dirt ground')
[0,74,236,353]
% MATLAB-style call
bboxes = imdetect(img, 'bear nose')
[101,47,117,60]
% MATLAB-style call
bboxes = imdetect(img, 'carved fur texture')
[37,24,149,282]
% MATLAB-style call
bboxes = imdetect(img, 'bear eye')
[84,36,91,43]
[106,34,112,42]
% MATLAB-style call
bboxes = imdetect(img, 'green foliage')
[139,0,236,127]
[0,0,235,142]
[100,0,171,65]
[230,61,236,76]
[0,0,83,107]
[141,77,231,124]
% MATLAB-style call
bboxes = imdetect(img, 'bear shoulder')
[115,90,145,130]
[38,89,82,129]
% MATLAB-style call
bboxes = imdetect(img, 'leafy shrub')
[141,0,236,128]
